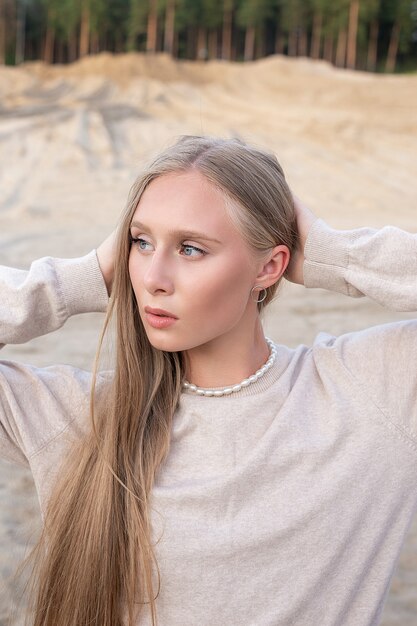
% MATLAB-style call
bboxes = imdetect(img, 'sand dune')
[0,52,416,624]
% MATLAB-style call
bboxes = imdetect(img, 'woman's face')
[128,169,266,353]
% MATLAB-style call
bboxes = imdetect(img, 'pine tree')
[161,0,176,54]
[383,0,413,72]
[310,0,328,59]
[175,0,200,58]
[1,0,416,70]
[222,0,234,60]
[128,0,152,52]
[79,0,90,57]
[146,0,158,52]
[361,0,380,70]
[346,0,360,68]
[41,0,56,62]
[333,0,350,67]
[201,0,223,59]
[279,0,310,57]
[0,0,5,63]
[237,0,274,61]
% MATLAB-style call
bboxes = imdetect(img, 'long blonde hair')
[28,136,297,625]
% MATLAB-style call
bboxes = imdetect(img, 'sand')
[0,52,416,624]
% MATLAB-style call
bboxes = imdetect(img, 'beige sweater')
[1,219,417,626]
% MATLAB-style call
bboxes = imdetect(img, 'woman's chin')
[145,332,183,353]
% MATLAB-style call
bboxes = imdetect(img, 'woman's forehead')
[132,170,237,235]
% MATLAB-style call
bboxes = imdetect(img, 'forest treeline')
[1,0,417,72]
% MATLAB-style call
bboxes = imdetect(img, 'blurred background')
[0,1,417,624]
[1,0,417,71]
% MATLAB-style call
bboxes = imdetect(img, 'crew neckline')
[180,341,287,400]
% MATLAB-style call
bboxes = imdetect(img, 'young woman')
[1,135,416,626]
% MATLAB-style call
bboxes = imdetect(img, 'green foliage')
[380,0,415,53]
[128,0,149,41]
[176,0,201,29]
[237,0,275,29]
[360,0,381,21]
[202,0,223,30]
[394,0,414,53]
[3,0,416,71]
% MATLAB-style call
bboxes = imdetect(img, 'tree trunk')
[208,28,218,59]
[288,29,297,57]
[222,7,232,60]
[146,0,158,53]
[26,39,32,60]
[298,28,307,57]
[173,29,179,58]
[244,25,255,61]
[43,23,55,63]
[255,25,266,59]
[186,25,195,59]
[385,20,400,72]
[346,0,359,69]
[79,4,90,57]
[69,33,77,63]
[157,22,163,52]
[335,28,347,67]
[164,0,175,55]
[0,0,6,64]
[91,32,99,55]
[323,33,334,63]
[275,27,284,55]
[231,40,237,61]
[15,0,26,64]
[310,11,322,59]
[57,40,64,63]
[196,26,207,60]
[116,32,124,53]
[366,19,378,71]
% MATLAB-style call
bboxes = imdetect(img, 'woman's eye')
[181,244,206,257]
[131,237,152,251]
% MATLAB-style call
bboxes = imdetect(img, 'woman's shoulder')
[273,318,417,408]
[0,359,112,466]
[309,318,416,364]
[269,320,417,453]
[299,320,417,445]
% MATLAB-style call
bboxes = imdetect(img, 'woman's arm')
[287,197,417,446]
[286,197,417,311]
[0,360,106,466]
[285,195,318,286]
[96,229,117,296]
[0,251,109,347]
[0,248,111,464]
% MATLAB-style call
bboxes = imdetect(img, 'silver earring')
[251,285,267,303]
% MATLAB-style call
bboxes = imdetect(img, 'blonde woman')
[1,135,416,626]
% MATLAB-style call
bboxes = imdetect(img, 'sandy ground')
[0,52,416,624]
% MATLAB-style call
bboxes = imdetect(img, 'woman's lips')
[144,307,178,329]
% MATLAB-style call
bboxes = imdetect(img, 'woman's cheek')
[196,265,249,316]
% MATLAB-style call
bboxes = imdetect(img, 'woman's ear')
[255,245,291,289]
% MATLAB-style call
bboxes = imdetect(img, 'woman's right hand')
[285,195,318,285]
[97,230,117,296]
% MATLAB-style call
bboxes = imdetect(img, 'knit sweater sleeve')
[0,252,109,465]
[303,220,417,448]
[0,250,109,347]
[303,219,417,311]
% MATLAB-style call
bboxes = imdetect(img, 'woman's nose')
[143,253,174,295]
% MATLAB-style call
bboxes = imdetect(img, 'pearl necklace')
[182,338,277,397]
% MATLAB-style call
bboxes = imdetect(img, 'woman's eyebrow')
[130,221,222,244]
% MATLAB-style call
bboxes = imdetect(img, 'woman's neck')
[183,321,270,389]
